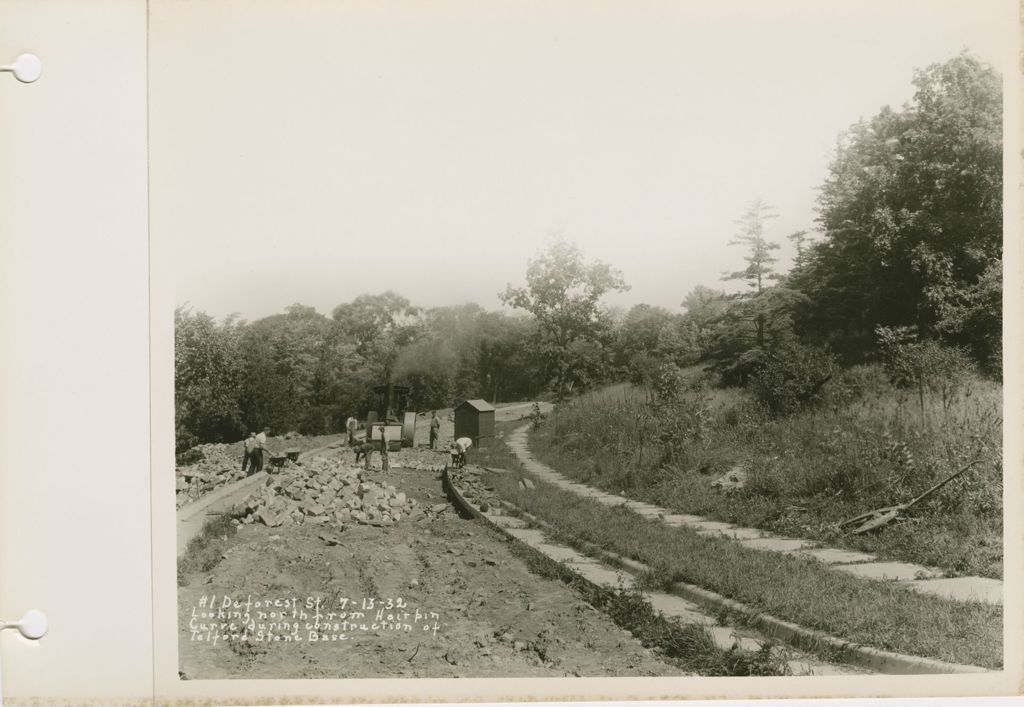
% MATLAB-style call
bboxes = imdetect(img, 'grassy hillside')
[529,366,1002,578]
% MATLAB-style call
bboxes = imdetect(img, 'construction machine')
[366,382,416,451]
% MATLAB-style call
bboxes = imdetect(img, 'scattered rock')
[711,465,747,493]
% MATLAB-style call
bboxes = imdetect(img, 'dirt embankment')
[178,462,684,679]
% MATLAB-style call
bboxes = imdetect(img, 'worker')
[242,432,257,473]
[429,411,441,449]
[354,441,374,466]
[378,425,389,472]
[254,426,270,472]
[450,436,473,468]
[345,414,358,446]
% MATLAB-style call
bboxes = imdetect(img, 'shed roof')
[456,399,496,412]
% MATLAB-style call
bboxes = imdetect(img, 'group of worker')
[427,410,476,467]
[346,410,473,470]
[240,427,271,474]
[240,412,474,476]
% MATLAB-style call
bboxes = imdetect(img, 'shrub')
[529,401,547,430]
[749,342,838,417]
[829,364,891,405]
[639,364,717,467]
[716,347,767,387]
[876,326,974,417]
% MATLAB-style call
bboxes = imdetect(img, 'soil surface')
[178,459,685,679]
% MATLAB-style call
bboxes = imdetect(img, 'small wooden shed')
[454,399,495,447]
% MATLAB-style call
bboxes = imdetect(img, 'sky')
[151,0,1015,322]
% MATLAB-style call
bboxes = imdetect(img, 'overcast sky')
[151,0,1014,322]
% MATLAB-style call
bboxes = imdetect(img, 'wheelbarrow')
[284,447,300,462]
[268,454,289,472]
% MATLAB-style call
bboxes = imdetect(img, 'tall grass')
[531,365,1003,578]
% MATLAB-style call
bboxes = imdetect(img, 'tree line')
[176,52,1002,450]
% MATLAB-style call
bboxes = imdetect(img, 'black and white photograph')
[158,0,1014,692]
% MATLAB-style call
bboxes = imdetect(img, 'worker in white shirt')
[242,432,257,473]
[450,436,473,468]
[254,427,269,472]
[345,415,358,446]
[429,411,441,449]
[379,425,390,472]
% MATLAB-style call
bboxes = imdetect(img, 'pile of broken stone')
[235,455,439,528]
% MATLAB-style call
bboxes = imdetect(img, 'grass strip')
[472,425,1002,670]
[177,513,237,586]
[503,524,789,676]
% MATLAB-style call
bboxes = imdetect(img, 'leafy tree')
[332,291,420,376]
[700,290,809,386]
[174,307,245,450]
[680,285,731,359]
[236,304,334,433]
[613,304,696,382]
[876,325,974,418]
[749,341,838,417]
[933,259,1002,377]
[793,52,1001,364]
[474,311,543,403]
[500,240,629,399]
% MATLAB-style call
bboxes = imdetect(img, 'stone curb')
[442,466,989,676]
[178,471,268,523]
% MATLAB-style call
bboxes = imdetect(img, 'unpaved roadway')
[411,401,552,448]
[178,458,684,679]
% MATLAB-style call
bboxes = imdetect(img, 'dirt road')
[178,459,684,679]
[412,401,552,449]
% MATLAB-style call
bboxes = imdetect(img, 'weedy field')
[527,366,1002,579]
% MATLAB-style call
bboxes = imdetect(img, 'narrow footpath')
[504,425,1002,606]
